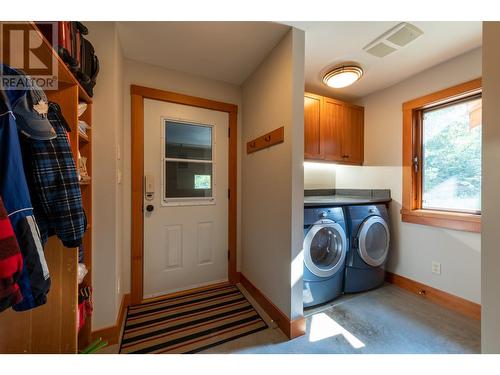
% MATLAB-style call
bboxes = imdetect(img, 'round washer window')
[357,216,390,267]
[310,227,343,269]
[303,220,347,278]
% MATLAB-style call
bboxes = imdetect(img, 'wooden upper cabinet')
[341,104,364,165]
[304,93,322,159]
[304,92,364,165]
[322,97,344,162]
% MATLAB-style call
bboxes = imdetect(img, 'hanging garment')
[77,286,93,332]
[0,64,56,141]
[0,89,51,312]
[20,101,86,248]
[0,196,24,312]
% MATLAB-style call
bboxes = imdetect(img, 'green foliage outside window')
[422,98,481,212]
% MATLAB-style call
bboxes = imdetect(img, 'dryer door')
[303,220,347,278]
[357,215,390,267]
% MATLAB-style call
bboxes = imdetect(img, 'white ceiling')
[117,22,482,101]
[117,22,290,85]
[285,21,482,101]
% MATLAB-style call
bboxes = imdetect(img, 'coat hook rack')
[246,126,284,154]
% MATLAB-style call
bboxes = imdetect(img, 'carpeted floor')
[119,284,268,354]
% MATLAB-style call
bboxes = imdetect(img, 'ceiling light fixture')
[322,65,363,88]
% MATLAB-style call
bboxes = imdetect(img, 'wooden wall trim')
[401,78,482,233]
[401,209,481,233]
[228,110,238,284]
[403,78,482,111]
[91,293,131,346]
[131,94,144,305]
[289,316,307,339]
[385,272,481,320]
[130,85,238,304]
[130,85,238,114]
[238,273,306,339]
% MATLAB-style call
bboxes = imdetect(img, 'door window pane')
[165,121,212,160]
[165,161,212,198]
[164,120,214,201]
[422,97,481,213]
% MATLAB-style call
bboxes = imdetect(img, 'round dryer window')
[303,220,347,278]
[357,215,390,267]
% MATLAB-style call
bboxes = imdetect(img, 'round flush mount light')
[322,65,363,88]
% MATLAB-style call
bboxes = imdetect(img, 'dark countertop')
[304,189,391,207]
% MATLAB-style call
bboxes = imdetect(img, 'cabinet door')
[304,94,323,160]
[342,105,364,165]
[322,97,344,162]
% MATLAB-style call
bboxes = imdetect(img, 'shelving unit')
[0,22,93,353]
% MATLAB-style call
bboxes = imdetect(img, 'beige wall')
[241,28,305,319]
[90,24,305,327]
[481,22,500,353]
[86,22,124,329]
[333,47,482,304]
[304,162,336,189]
[290,28,306,320]
[121,59,243,296]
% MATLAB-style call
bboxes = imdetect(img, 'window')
[421,96,481,213]
[402,78,481,232]
[163,120,214,202]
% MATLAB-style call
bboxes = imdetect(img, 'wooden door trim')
[130,84,238,305]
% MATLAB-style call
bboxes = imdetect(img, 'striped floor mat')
[119,284,268,354]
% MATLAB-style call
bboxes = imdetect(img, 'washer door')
[357,215,390,267]
[303,220,347,278]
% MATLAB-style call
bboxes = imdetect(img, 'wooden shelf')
[78,132,90,143]
[78,86,92,104]
[79,179,91,186]
[0,22,94,353]
[30,22,93,105]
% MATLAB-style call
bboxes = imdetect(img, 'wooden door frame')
[130,84,238,305]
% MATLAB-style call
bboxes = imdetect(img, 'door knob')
[146,204,154,212]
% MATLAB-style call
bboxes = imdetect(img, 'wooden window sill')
[401,209,481,233]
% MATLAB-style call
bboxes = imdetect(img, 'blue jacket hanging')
[0,88,51,311]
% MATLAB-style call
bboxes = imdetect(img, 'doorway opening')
[130,85,238,304]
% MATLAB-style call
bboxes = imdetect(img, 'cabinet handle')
[265,135,271,142]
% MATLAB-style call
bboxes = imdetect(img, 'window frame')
[161,117,216,206]
[401,78,482,233]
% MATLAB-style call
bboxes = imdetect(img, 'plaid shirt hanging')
[20,102,86,248]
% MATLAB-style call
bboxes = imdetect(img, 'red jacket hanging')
[0,196,24,312]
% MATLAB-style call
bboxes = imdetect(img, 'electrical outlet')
[432,261,441,275]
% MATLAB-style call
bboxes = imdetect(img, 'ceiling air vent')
[364,22,423,58]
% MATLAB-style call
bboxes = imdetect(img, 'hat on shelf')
[13,80,57,141]
[0,64,57,141]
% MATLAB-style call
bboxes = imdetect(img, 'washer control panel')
[304,207,345,226]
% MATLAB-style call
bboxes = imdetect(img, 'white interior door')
[143,99,229,299]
